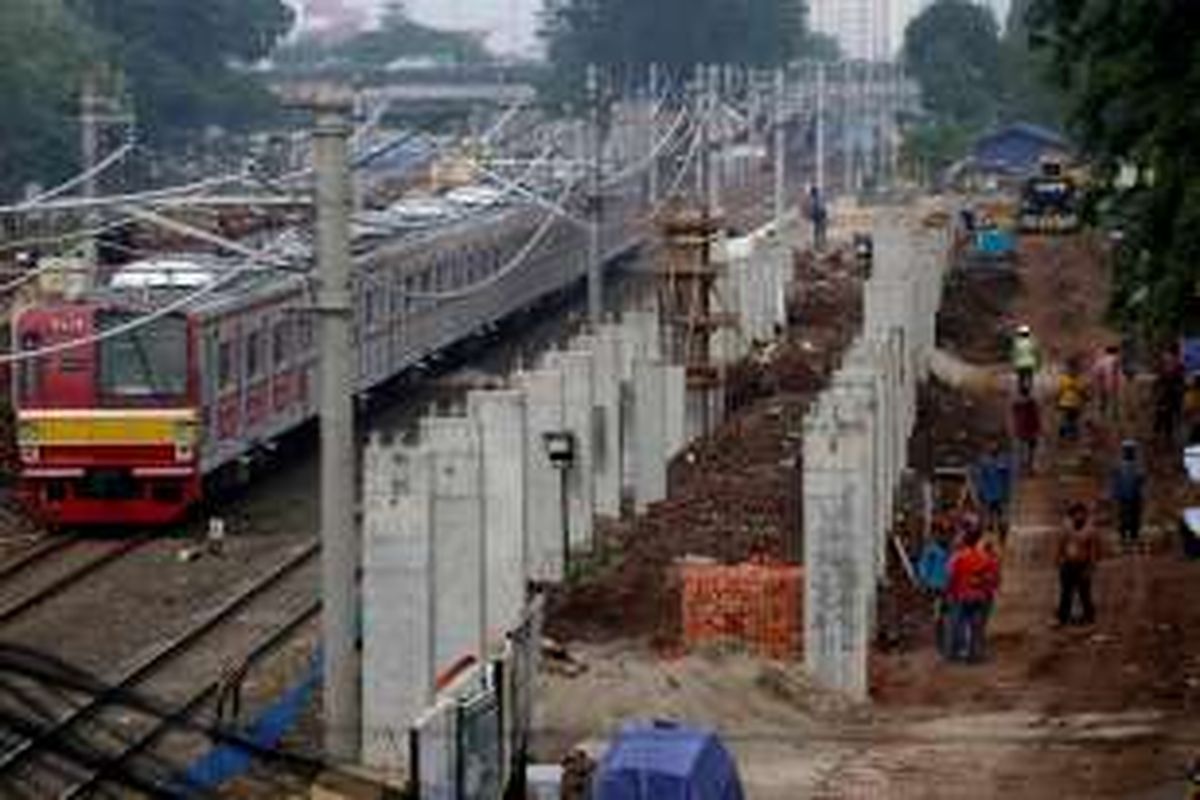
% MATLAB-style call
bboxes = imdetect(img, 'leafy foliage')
[539,0,835,108]
[66,0,294,137]
[903,0,1003,131]
[0,0,95,196]
[1028,0,1200,334]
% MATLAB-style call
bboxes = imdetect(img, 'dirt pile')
[546,248,863,646]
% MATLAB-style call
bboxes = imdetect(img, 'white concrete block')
[547,350,596,552]
[468,389,528,645]
[362,439,434,772]
[421,416,485,672]
[517,368,565,583]
[633,359,668,512]
[664,364,687,457]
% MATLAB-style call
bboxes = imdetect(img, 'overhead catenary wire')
[11,140,136,211]
[0,219,301,367]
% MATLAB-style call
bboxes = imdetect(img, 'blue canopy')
[973,123,1072,176]
[592,721,745,800]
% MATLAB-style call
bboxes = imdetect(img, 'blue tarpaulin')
[592,721,744,800]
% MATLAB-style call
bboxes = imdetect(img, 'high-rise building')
[811,0,895,61]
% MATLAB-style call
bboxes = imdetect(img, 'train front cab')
[13,305,201,527]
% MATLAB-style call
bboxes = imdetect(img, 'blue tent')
[972,123,1072,176]
[592,721,745,800]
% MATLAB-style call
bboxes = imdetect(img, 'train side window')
[218,341,235,389]
[364,288,377,327]
[298,315,314,352]
[404,275,416,312]
[272,319,292,366]
[246,329,264,378]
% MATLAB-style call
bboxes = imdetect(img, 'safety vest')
[1012,337,1039,370]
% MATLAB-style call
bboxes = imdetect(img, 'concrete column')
[517,368,565,582]
[583,328,624,518]
[633,359,668,511]
[421,416,485,671]
[468,390,528,643]
[362,439,434,772]
[664,364,688,458]
[803,397,873,700]
[546,350,596,551]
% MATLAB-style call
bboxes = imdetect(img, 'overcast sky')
[349,0,542,56]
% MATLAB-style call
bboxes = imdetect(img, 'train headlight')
[173,420,197,446]
[17,422,38,448]
[173,420,197,462]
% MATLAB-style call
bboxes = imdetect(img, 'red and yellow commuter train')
[12,203,595,526]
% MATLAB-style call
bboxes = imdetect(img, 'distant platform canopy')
[970,123,1073,177]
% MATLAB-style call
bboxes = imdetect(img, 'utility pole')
[816,61,826,200]
[586,64,603,329]
[311,94,360,764]
[773,67,787,226]
[648,63,660,209]
[707,65,721,215]
[79,71,107,290]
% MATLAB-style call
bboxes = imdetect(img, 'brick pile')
[679,559,803,660]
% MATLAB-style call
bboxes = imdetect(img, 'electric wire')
[9,140,136,211]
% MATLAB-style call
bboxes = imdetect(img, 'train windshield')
[97,311,188,400]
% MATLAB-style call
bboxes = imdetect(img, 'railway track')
[0,541,320,798]
[0,537,152,630]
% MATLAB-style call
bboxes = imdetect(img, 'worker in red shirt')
[1011,384,1041,474]
[946,525,1001,663]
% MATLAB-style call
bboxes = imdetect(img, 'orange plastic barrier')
[679,560,802,660]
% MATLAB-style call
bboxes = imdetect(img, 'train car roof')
[80,201,539,320]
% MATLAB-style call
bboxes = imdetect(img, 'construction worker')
[916,529,952,656]
[808,185,828,252]
[973,440,1013,541]
[1057,358,1088,442]
[1056,502,1101,626]
[1011,325,1041,395]
[1110,440,1146,550]
[946,525,1000,663]
[1011,385,1042,474]
[1154,346,1185,445]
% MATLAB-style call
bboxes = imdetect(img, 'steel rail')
[0,539,76,587]
[0,539,151,629]
[59,598,321,799]
[0,542,319,778]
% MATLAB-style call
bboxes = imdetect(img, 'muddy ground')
[536,234,1200,799]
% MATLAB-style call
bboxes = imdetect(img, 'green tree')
[66,0,295,138]
[903,0,1003,132]
[539,0,833,108]
[0,0,95,197]
[1028,0,1200,334]
[998,0,1062,128]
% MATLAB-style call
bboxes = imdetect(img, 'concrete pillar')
[362,439,434,772]
[803,396,873,701]
[422,416,485,670]
[546,350,596,552]
[633,359,668,511]
[574,329,623,518]
[665,364,687,457]
[517,368,565,583]
[468,389,528,643]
